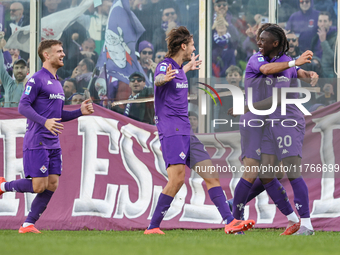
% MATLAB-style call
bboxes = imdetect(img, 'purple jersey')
[244,52,271,104]
[266,54,304,123]
[154,58,191,139]
[19,68,81,150]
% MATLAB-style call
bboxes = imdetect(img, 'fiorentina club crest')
[40,165,47,173]
[179,152,186,160]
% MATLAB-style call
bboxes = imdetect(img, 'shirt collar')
[165,57,182,69]
[42,67,59,80]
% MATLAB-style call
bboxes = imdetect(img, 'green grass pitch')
[1,229,339,255]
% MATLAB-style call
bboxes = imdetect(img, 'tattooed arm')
[155,64,177,87]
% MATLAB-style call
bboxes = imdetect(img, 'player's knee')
[204,178,220,187]
[33,185,47,193]
[47,181,59,192]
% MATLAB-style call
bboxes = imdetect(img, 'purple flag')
[96,0,150,86]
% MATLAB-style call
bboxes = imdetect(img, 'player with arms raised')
[144,26,255,235]
[0,40,94,233]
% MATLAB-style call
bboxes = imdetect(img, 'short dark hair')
[64,78,77,90]
[319,11,332,21]
[38,40,63,62]
[165,26,193,58]
[80,58,95,72]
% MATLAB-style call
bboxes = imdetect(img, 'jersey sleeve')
[18,78,47,126]
[154,61,168,80]
[248,55,269,77]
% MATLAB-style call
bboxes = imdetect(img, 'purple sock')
[246,178,265,203]
[148,193,173,230]
[264,178,293,216]
[233,178,252,220]
[25,189,54,224]
[290,177,310,218]
[208,186,234,224]
[5,179,34,193]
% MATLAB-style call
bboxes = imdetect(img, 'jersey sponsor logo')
[179,152,186,160]
[49,93,65,101]
[47,80,53,85]
[277,76,289,83]
[28,78,35,84]
[160,65,166,72]
[265,77,273,85]
[256,148,261,156]
[258,57,264,62]
[176,82,188,88]
[282,149,289,154]
[40,165,47,173]
[25,85,32,95]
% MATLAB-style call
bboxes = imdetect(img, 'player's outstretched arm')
[155,64,176,87]
[259,50,313,75]
[297,69,319,86]
[183,53,202,73]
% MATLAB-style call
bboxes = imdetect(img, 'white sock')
[22,222,34,228]
[301,218,313,230]
[286,212,299,223]
[0,182,6,192]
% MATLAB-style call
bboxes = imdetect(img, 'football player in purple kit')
[229,24,318,235]
[0,40,94,233]
[241,25,316,235]
[144,26,256,235]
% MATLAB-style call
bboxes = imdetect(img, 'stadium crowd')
[0,0,338,128]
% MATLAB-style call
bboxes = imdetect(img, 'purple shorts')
[23,149,62,178]
[261,122,305,161]
[239,112,265,161]
[160,135,211,168]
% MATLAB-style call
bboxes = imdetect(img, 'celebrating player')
[240,25,316,235]
[229,24,317,235]
[0,40,94,233]
[145,26,255,235]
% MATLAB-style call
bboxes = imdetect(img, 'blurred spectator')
[138,40,155,84]
[75,58,95,93]
[314,0,337,23]
[64,38,99,75]
[213,0,233,24]
[316,83,336,105]
[0,50,28,107]
[310,11,337,78]
[286,0,319,52]
[188,111,198,133]
[215,65,242,132]
[154,48,166,64]
[211,15,236,77]
[71,93,85,105]
[152,2,179,53]
[278,0,299,23]
[63,78,77,105]
[88,0,113,54]
[286,32,301,59]
[117,72,154,124]
[225,65,243,88]
[137,0,167,43]
[43,0,62,17]
[5,2,29,41]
